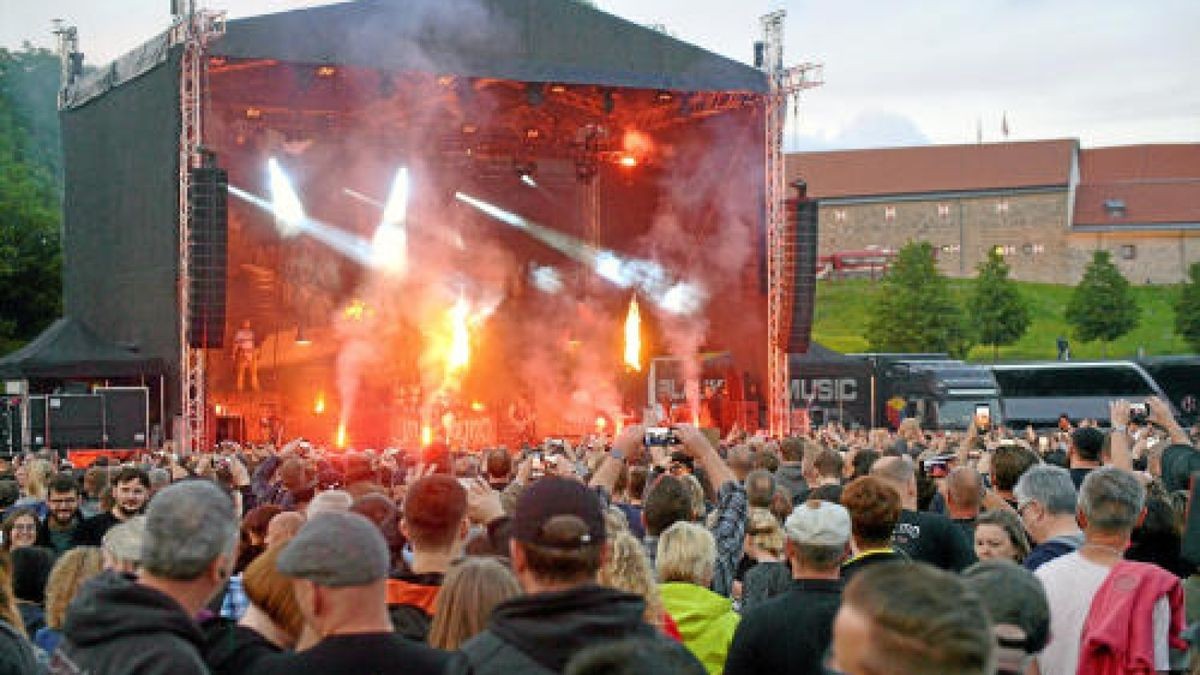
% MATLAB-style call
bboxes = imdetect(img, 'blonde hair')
[681,475,706,520]
[599,533,664,628]
[44,547,103,628]
[746,507,784,558]
[23,459,53,501]
[604,506,630,537]
[656,521,715,586]
[0,553,24,637]
[428,557,520,650]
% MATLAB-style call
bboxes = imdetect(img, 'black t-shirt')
[1069,467,1094,490]
[725,579,843,675]
[893,510,977,572]
[73,511,122,547]
[255,633,448,675]
[204,624,280,675]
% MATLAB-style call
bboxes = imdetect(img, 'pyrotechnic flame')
[595,416,608,431]
[335,421,347,449]
[624,296,642,372]
[344,299,369,321]
[421,425,433,447]
[448,293,470,374]
[471,401,486,412]
[314,392,326,415]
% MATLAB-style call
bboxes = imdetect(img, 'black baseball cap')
[513,477,606,549]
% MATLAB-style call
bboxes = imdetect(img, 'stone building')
[787,140,1200,284]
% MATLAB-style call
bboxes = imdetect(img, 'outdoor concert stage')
[57,0,770,449]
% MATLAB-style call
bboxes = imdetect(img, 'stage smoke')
[454,192,707,316]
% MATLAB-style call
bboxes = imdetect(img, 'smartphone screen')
[975,404,991,429]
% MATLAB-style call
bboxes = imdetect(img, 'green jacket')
[660,582,740,675]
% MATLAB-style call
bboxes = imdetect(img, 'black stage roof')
[211,0,766,93]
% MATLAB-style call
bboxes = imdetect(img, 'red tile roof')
[1074,144,1200,227]
[786,139,1077,199]
[1079,144,1200,182]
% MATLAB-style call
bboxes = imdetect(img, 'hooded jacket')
[53,571,209,675]
[660,582,741,675]
[447,584,697,674]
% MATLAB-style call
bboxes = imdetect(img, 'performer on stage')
[508,393,536,446]
[232,319,259,392]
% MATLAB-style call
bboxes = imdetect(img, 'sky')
[1,0,1197,150]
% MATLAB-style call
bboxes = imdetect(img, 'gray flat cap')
[276,511,389,587]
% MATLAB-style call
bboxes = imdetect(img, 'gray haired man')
[1035,467,1183,675]
[1013,464,1083,571]
[54,480,238,674]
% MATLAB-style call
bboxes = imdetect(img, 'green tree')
[865,241,972,357]
[0,46,62,354]
[969,248,1031,360]
[1064,250,1140,356]
[1175,262,1200,352]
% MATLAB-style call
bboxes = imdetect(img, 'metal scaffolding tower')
[760,11,822,436]
[171,5,225,454]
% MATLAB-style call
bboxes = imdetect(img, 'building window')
[1120,244,1136,260]
[993,244,1016,256]
[1022,243,1045,255]
[834,209,847,222]
[884,206,896,221]
[995,200,1009,214]
[940,243,961,254]
[938,204,951,218]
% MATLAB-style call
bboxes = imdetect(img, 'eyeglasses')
[10,524,36,532]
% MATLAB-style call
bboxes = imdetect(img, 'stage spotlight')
[514,160,537,187]
[268,158,305,237]
[316,65,337,78]
[549,84,566,94]
[618,154,638,168]
[524,127,541,140]
[372,167,410,275]
[461,123,478,135]
[655,90,673,102]
[245,107,262,120]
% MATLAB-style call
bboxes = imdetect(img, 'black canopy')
[0,318,164,379]
[210,0,766,93]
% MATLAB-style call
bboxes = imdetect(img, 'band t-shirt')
[892,509,977,572]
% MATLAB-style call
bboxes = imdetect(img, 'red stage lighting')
[618,154,638,168]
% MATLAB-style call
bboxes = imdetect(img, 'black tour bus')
[989,360,1172,428]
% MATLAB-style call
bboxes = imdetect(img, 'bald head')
[945,467,982,516]
[870,456,916,508]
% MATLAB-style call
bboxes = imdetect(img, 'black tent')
[0,318,163,379]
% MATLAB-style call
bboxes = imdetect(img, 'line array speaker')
[188,166,228,348]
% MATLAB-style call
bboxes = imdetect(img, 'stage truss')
[172,8,226,455]
[760,10,823,436]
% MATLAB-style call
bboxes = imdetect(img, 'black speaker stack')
[785,182,819,354]
[187,165,228,349]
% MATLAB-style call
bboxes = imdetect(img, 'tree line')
[0,45,62,354]
[865,241,1200,358]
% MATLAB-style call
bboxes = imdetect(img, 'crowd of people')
[0,395,1197,673]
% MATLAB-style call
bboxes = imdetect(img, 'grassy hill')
[812,278,1193,361]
